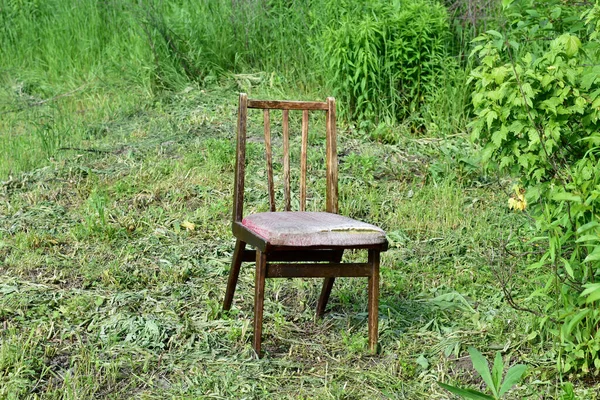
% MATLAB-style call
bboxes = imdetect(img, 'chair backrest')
[233,93,338,222]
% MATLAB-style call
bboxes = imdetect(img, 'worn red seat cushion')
[241,211,386,247]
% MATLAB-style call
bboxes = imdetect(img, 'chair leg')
[367,249,380,353]
[223,240,246,311]
[253,250,267,357]
[316,278,335,318]
[316,250,342,318]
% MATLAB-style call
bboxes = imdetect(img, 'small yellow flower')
[508,186,527,211]
[181,220,196,231]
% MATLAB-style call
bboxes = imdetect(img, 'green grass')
[1,85,598,398]
[0,0,328,178]
[2,0,600,397]
[0,0,468,179]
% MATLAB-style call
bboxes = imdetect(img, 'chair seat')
[242,211,386,247]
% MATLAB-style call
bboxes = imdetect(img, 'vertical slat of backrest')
[282,109,291,211]
[326,97,339,214]
[263,109,276,211]
[244,97,331,214]
[233,93,248,222]
[300,109,309,211]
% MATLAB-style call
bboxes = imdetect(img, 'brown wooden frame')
[223,93,387,357]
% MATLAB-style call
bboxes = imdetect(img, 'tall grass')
[0,0,152,92]
[0,0,316,177]
[0,0,471,178]
[0,0,324,93]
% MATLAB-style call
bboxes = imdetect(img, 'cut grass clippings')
[1,85,597,398]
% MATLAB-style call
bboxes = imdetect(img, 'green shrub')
[443,0,504,55]
[321,0,456,126]
[469,0,600,376]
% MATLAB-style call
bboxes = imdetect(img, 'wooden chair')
[222,93,388,357]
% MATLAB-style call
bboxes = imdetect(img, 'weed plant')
[0,0,323,93]
[321,0,456,126]
[0,0,327,176]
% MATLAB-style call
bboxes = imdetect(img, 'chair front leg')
[367,249,380,353]
[223,240,246,311]
[253,250,267,357]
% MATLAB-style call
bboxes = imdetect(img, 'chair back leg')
[316,277,335,318]
[316,250,343,317]
[223,240,246,311]
[367,249,380,353]
[253,250,267,357]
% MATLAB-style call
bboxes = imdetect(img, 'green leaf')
[491,126,508,147]
[575,234,599,244]
[498,364,527,397]
[428,292,475,313]
[577,220,599,234]
[468,347,498,398]
[572,97,586,114]
[508,120,525,134]
[561,308,591,341]
[581,283,600,303]
[564,35,581,57]
[563,258,575,279]
[551,192,582,202]
[501,0,514,10]
[486,30,503,39]
[518,154,531,169]
[583,246,600,263]
[541,74,554,88]
[438,383,495,400]
[481,144,495,163]
[528,128,540,146]
[0,285,18,295]
[582,72,597,90]
[491,352,504,392]
[521,83,534,99]
[486,110,498,130]
[490,66,508,84]
[541,97,561,115]
[416,354,429,369]
[499,155,514,169]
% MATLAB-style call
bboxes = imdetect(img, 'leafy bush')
[444,0,504,56]
[321,0,456,125]
[469,0,600,376]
